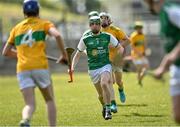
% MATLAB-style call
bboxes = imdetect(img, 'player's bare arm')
[121,35,131,47]
[2,43,17,58]
[71,51,83,71]
[154,42,180,79]
[48,27,68,63]
[116,43,124,55]
[71,34,86,71]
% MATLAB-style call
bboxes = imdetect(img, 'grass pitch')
[0,72,178,126]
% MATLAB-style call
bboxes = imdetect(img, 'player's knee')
[40,86,54,102]
[98,96,103,101]
[101,77,111,86]
[101,83,105,89]
[101,80,109,88]
[44,94,54,102]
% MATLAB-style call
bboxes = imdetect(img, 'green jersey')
[160,2,180,66]
[78,32,119,70]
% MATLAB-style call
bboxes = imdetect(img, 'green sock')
[105,104,111,110]
[111,100,117,105]
[119,87,124,92]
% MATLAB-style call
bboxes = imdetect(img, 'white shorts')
[170,65,180,96]
[88,64,112,84]
[112,64,122,73]
[133,57,149,65]
[17,69,51,90]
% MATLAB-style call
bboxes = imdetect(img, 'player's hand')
[57,51,68,65]
[117,45,124,55]
[56,55,68,65]
[153,67,164,79]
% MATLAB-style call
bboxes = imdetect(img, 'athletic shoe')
[104,109,112,120]
[110,104,117,113]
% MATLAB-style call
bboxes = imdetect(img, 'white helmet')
[99,12,112,24]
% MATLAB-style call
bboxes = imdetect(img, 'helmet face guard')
[99,12,111,20]
[89,16,101,25]
[89,16,101,34]
[88,11,99,18]
[23,0,39,16]
[99,12,112,27]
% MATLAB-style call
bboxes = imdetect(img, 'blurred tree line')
[0,0,102,14]
[63,0,101,14]
[0,0,63,10]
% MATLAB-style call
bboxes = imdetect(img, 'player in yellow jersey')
[2,0,68,126]
[130,21,149,86]
[99,12,130,113]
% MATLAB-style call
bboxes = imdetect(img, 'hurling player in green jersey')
[71,16,124,120]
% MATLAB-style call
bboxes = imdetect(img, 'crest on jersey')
[96,38,100,44]
[92,49,98,56]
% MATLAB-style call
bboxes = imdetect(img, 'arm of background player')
[116,29,131,47]
[110,34,124,55]
[110,34,124,66]
[2,43,17,58]
[121,35,131,47]
[154,42,180,78]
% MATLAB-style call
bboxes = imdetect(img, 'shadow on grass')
[112,112,168,124]
[121,113,168,118]
[111,117,162,123]
[117,103,148,107]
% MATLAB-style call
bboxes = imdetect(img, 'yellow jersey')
[130,31,146,58]
[101,25,126,61]
[7,17,55,73]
